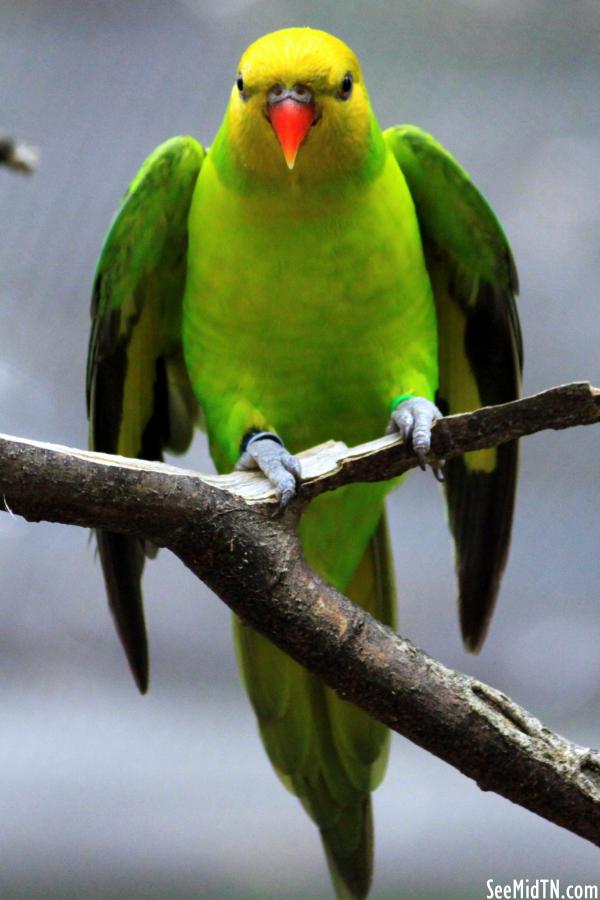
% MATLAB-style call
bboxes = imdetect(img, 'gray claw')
[236,437,302,510]
[432,462,445,483]
[415,447,427,471]
[389,397,443,473]
[276,482,296,515]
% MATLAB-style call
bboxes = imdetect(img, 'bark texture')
[0,382,599,844]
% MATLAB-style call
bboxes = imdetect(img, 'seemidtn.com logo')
[486,880,598,900]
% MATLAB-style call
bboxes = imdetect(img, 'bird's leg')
[386,396,445,482]
[236,429,302,511]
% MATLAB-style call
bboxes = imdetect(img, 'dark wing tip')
[459,588,498,654]
[97,530,150,694]
[446,442,518,654]
[462,632,484,655]
[127,660,149,695]
[128,639,150,695]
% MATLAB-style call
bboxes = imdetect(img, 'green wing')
[86,136,205,691]
[385,125,523,651]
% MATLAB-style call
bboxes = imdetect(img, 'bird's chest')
[182,159,435,454]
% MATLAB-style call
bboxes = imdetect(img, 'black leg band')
[240,429,285,453]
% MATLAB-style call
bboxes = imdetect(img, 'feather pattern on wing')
[86,136,204,690]
[386,125,522,649]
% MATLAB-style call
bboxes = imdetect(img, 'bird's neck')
[209,109,387,198]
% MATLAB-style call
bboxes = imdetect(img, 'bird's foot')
[387,396,445,481]
[236,431,302,512]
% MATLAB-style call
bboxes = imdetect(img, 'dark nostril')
[294,85,306,95]
[272,84,283,96]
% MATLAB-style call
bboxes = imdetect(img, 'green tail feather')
[323,799,374,900]
[233,502,395,899]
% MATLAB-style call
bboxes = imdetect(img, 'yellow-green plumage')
[86,27,521,899]
[183,136,437,468]
[181,36,436,895]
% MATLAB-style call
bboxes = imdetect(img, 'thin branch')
[2,381,597,511]
[0,381,599,845]
[0,133,38,174]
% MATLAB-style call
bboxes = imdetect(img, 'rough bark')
[0,382,599,844]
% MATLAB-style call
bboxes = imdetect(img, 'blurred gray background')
[1,1,599,897]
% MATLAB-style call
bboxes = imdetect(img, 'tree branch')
[0,133,37,174]
[1,382,599,845]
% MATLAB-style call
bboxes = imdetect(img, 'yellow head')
[220,28,382,185]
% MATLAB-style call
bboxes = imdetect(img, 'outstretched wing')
[385,125,523,651]
[87,136,205,691]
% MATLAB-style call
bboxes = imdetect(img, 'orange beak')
[268,98,314,170]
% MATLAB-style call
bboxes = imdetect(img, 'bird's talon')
[282,451,302,485]
[236,434,302,507]
[275,489,295,515]
[389,396,442,475]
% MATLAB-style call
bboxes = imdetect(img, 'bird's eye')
[236,74,244,93]
[339,72,353,100]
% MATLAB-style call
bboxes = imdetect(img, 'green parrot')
[86,27,522,900]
